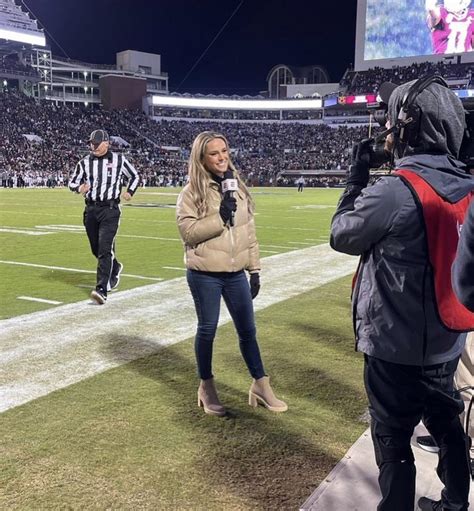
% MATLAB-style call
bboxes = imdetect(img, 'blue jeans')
[186,269,266,380]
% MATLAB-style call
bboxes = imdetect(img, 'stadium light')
[152,95,323,110]
[0,28,45,47]
[3,80,7,87]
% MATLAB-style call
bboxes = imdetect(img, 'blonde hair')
[187,131,254,217]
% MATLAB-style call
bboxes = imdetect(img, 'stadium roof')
[0,0,46,49]
[266,64,331,84]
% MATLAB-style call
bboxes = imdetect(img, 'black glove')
[219,194,237,224]
[249,273,260,299]
[347,138,373,188]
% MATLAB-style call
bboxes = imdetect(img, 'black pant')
[83,203,121,293]
[364,355,470,511]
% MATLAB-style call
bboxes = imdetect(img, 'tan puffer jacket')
[176,181,260,273]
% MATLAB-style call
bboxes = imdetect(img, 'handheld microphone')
[221,170,238,226]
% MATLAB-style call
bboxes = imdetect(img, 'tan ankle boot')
[249,376,288,412]
[198,378,226,417]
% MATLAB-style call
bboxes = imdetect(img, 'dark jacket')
[330,79,474,366]
[452,200,474,312]
[331,155,474,366]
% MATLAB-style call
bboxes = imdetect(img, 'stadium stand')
[4,57,474,189]
[1,90,380,188]
[342,61,474,95]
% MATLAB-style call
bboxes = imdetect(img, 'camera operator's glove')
[249,272,260,299]
[347,139,373,188]
[219,194,237,224]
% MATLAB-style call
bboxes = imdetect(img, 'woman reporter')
[176,131,287,417]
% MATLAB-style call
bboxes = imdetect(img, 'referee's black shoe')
[417,497,444,510]
[91,288,107,305]
[110,263,123,291]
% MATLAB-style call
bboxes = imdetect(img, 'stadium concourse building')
[0,0,168,107]
[146,64,344,123]
[266,63,337,99]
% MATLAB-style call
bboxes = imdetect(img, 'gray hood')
[396,153,474,202]
[388,80,466,158]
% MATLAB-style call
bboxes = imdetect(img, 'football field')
[0,187,367,510]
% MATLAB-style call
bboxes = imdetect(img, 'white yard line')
[0,211,79,219]
[258,226,320,232]
[0,260,163,281]
[33,226,181,242]
[0,228,55,236]
[17,296,63,305]
[37,225,83,230]
[0,244,358,413]
[137,192,180,196]
[162,266,187,271]
[116,234,180,241]
[1,224,181,242]
[260,244,296,250]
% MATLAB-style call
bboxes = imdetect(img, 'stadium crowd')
[342,61,474,95]
[6,57,473,187]
[0,91,374,188]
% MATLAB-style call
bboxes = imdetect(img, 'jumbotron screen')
[357,0,474,64]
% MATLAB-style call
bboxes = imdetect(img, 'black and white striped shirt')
[69,151,139,201]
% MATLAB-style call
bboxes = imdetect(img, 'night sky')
[22,0,358,95]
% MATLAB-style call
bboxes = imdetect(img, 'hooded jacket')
[176,180,260,273]
[330,80,474,366]
[452,200,474,312]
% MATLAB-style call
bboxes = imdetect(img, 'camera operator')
[330,76,474,511]
[453,200,474,312]
[453,199,474,476]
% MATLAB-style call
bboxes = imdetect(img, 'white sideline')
[0,244,358,413]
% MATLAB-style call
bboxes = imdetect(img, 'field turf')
[0,186,367,510]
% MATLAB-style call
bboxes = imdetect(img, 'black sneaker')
[90,288,107,305]
[109,262,123,291]
[416,435,440,453]
[417,497,443,510]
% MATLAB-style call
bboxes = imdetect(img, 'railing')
[52,56,117,71]
[42,90,100,102]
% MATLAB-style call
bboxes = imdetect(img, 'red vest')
[395,169,474,331]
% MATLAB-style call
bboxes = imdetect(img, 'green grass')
[0,187,339,319]
[0,186,368,510]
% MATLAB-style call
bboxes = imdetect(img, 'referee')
[69,129,139,304]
